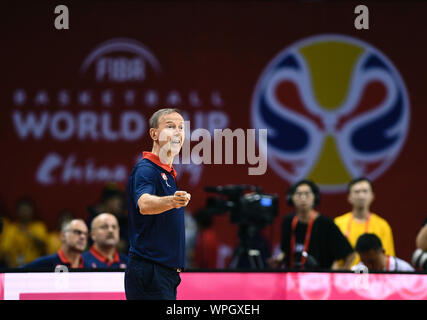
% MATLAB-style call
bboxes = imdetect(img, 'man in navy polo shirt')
[125,108,191,300]
[83,213,128,269]
[23,219,88,270]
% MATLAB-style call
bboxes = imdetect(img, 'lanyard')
[346,213,371,239]
[290,210,316,269]
[385,255,391,271]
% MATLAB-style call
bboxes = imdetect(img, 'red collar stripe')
[143,152,177,179]
[90,245,120,267]
[58,249,84,268]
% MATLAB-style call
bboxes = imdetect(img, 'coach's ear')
[149,127,158,141]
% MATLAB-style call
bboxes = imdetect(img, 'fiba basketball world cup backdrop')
[252,34,409,192]
[1,2,427,263]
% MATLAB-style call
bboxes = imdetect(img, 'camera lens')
[411,248,427,270]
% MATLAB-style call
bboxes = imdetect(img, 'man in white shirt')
[352,233,414,272]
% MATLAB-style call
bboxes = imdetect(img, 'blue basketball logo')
[251,34,410,192]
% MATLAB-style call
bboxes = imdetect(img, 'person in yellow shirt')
[1,198,49,267]
[0,216,11,267]
[334,177,395,267]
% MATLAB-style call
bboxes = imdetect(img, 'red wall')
[1,1,426,262]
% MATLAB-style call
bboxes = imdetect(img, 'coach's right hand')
[172,191,191,208]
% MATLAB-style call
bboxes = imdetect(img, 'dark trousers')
[124,255,181,300]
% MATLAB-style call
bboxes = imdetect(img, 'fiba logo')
[80,38,162,82]
[251,34,410,192]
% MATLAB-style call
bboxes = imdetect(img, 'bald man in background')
[82,213,128,269]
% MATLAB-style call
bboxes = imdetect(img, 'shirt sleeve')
[133,165,157,206]
[396,258,415,272]
[22,255,53,269]
[328,219,354,261]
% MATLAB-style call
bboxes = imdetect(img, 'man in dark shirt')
[23,219,88,270]
[82,213,128,269]
[125,108,191,300]
[270,180,355,270]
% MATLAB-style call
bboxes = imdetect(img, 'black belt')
[130,254,182,273]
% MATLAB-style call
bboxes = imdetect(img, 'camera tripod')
[228,223,265,269]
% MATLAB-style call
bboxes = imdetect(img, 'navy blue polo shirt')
[82,245,128,269]
[22,249,84,270]
[126,152,185,269]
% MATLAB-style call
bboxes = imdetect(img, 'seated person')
[270,180,355,270]
[23,219,88,270]
[3,198,49,267]
[352,233,414,272]
[82,213,128,268]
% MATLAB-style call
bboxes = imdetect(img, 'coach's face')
[154,112,185,159]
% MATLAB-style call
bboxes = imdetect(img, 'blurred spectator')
[335,177,395,267]
[412,217,427,271]
[184,210,198,268]
[46,209,75,255]
[23,219,88,270]
[415,217,427,251]
[193,208,220,269]
[269,180,355,270]
[1,198,49,267]
[87,182,129,254]
[82,213,128,269]
[0,216,7,268]
[353,233,414,272]
[0,197,11,267]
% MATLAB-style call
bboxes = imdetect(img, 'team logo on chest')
[161,172,172,187]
